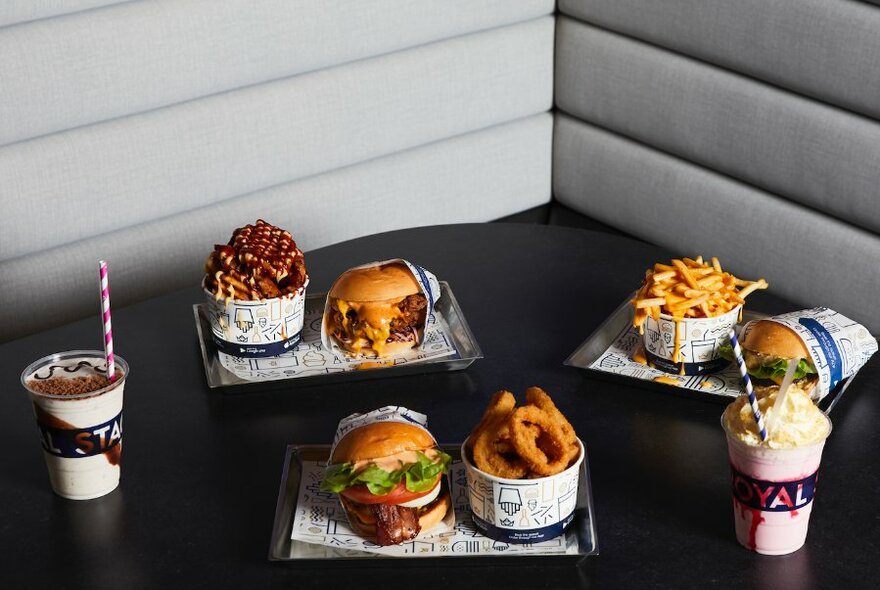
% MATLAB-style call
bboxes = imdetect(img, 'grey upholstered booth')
[554,0,880,333]
[0,0,554,340]
[2,0,878,342]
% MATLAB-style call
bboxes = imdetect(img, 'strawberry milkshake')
[721,386,831,555]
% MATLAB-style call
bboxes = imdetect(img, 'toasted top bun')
[742,320,809,359]
[331,421,435,464]
[329,263,420,303]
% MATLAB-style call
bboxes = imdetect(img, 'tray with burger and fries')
[565,256,871,413]
[193,222,483,391]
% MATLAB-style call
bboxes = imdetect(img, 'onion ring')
[525,387,576,442]
[472,417,528,479]
[466,390,516,453]
[509,406,571,476]
[525,386,579,464]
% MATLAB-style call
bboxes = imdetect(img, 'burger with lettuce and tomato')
[720,320,819,395]
[320,421,452,546]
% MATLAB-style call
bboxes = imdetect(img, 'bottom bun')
[416,490,451,532]
[339,489,451,541]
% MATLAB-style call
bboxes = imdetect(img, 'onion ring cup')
[461,437,584,544]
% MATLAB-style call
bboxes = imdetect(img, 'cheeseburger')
[320,421,451,546]
[326,262,428,357]
[723,320,818,395]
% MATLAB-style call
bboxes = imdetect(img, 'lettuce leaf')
[747,357,817,382]
[320,449,451,496]
[717,344,816,382]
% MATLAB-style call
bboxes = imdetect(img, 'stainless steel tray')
[194,281,482,392]
[564,296,857,414]
[268,445,598,563]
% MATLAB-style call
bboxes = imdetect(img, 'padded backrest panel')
[0,0,554,341]
[554,0,880,333]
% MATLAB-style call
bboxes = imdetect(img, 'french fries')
[631,257,768,333]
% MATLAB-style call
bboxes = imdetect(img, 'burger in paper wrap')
[203,220,308,358]
[721,308,877,400]
[320,407,453,546]
[321,260,440,357]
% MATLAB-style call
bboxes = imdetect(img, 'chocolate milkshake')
[21,351,128,500]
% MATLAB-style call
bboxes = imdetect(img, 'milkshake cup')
[21,351,128,500]
[721,389,831,555]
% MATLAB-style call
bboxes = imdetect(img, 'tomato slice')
[341,476,439,505]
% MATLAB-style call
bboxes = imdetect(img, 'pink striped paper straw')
[99,260,116,382]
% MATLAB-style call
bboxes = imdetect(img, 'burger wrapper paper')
[320,259,441,356]
[741,307,877,399]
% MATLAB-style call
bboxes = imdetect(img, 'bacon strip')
[373,504,420,546]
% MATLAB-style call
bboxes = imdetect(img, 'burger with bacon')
[320,421,452,546]
[325,262,429,357]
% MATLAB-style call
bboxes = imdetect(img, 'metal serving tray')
[268,445,598,563]
[194,282,482,392]
[564,296,860,414]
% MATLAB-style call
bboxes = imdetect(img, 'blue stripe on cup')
[212,331,302,358]
[645,349,730,375]
[471,512,576,544]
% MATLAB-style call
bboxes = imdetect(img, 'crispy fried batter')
[467,387,580,479]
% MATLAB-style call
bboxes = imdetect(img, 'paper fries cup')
[203,279,307,359]
[461,438,583,544]
[642,306,740,375]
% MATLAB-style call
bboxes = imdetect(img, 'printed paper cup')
[461,438,583,544]
[643,306,741,375]
[203,279,307,358]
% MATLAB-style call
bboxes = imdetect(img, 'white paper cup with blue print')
[642,306,741,375]
[203,279,307,358]
[461,438,583,544]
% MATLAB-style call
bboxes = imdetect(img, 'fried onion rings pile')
[466,387,579,479]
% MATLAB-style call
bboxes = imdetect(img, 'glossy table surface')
[3,224,878,589]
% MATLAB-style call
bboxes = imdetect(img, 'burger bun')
[331,421,435,464]
[329,263,420,303]
[742,320,809,359]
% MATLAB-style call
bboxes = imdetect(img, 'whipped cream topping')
[724,387,830,449]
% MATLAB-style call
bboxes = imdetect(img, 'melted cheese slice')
[335,299,403,356]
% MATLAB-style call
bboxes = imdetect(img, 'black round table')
[3,224,877,589]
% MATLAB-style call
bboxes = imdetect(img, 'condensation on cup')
[21,351,128,500]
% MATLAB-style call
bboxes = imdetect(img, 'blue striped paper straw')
[729,328,768,442]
